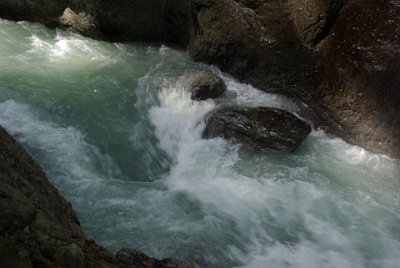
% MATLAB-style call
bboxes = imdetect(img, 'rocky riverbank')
[0,126,117,267]
[1,0,398,158]
[0,126,201,267]
[188,0,400,159]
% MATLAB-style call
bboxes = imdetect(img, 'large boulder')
[188,0,315,95]
[190,73,227,101]
[202,106,311,152]
[191,0,400,158]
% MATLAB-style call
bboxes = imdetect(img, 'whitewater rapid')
[1,19,400,268]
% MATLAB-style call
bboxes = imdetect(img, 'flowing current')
[1,19,400,268]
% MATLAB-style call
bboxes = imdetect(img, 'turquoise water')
[1,19,400,268]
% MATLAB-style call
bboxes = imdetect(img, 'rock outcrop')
[0,126,118,268]
[312,0,400,158]
[190,73,227,101]
[188,0,314,95]
[202,106,311,152]
[190,0,400,158]
[288,0,344,45]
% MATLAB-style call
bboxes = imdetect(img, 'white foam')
[150,76,215,159]
[237,242,364,268]
[29,34,53,52]
[0,100,117,189]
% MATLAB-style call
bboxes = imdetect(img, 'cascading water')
[0,19,399,268]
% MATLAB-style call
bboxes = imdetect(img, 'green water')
[1,19,400,268]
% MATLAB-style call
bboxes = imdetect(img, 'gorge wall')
[314,0,400,158]
[188,0,400,158]
[0,0,398,157]
[0,0,194,46]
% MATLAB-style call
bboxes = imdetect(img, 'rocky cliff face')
[189,0,400,158]
[314,0,400,158]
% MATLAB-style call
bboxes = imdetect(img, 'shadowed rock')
[192,0,400,158]
[202,106,311,152]
[0,125,204,267]
[190,73,227,100]
[0,0,194,46]
[0,126,118,268]
[312,0,400,158]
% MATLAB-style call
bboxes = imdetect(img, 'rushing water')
[1,19,400,268]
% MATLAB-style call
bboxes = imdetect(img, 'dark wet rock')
[191,0,400,158]
[116,248,202,268]
[0,126,118,267]
[202,106,311,152]
[190,74,227,101]
[0,0,195,46]
[188,0,315,96]
[312,0,400,158]
[0,125,203,267]
[0,0,65,27]
[187,0,342,96]
[288,0,344,45]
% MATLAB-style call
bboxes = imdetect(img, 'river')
[0,19,399,268]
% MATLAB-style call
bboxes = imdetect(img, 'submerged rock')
[202,106,311,152]
[190,73,227,100]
